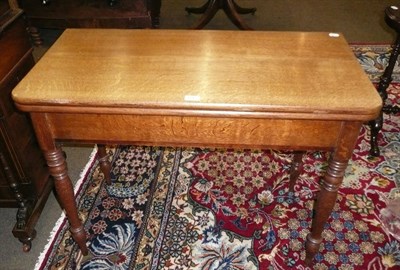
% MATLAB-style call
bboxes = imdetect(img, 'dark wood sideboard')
[0,0,52,251]
[17,0,162,44]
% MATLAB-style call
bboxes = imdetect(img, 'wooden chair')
[369,5,400,156]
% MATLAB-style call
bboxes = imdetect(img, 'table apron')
[43,113,347,150]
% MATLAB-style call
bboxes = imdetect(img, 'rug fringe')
[34,146,99,270]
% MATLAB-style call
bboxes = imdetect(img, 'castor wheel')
[19,230,36,252]
[22,241,32,252]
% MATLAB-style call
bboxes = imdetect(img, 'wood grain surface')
[12,29,381,120]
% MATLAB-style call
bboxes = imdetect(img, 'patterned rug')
[35,45,400,270]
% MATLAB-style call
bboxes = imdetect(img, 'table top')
[12,29,381,121]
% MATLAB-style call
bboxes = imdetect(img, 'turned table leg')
[305,122,362,264]
[44,148,88,255]
[30,113,88,255]
[305,158,347,263]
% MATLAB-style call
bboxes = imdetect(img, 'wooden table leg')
[289,151,304,192]
[30,113,88,255]
[188,0,220,30]
[44,148,88,255]
[232,0,256,15]
[224,0,253,30]
[305,122,362,264]
[305,158,347,264]
[185,0,211,14]
[97,144,112,185]
[186,0,255,30]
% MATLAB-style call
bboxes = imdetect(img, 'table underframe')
[29,111,363,265]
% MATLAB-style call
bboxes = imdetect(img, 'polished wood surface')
[12,29,382,265]
[13,29,381,120]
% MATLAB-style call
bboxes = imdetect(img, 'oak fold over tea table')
[12,29,381,265]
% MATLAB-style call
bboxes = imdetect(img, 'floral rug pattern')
[36,45,400,270]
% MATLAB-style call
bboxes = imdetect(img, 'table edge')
[14,102,382,122]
